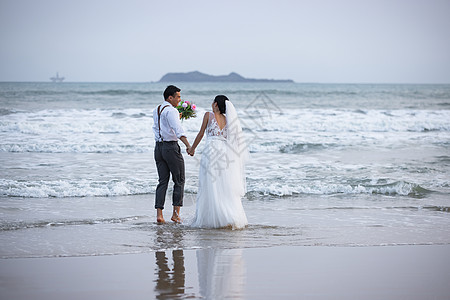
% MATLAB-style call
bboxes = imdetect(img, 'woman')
[188,95,248,229]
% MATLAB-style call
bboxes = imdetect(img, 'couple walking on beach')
[152,85,248,229]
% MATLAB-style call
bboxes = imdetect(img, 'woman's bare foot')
[171,216,181,223]
[171,206,181,223]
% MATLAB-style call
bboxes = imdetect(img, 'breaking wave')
[0,178,155,198]
[279,143,332,153]
[249,181,434,198]
[0,143,152,153]
[0,178,434,199]
[0,216,145,231]
[1,107,449,154]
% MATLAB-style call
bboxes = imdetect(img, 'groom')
[152,85,191,223]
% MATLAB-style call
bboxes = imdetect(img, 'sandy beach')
[1,244,449,300]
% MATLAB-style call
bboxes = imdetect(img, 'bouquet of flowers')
[177,100,197,120]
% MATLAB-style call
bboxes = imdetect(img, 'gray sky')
[1,0,449,83]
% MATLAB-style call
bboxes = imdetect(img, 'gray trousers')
[154,141,185,209]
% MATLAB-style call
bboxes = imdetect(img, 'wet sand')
[1,244,449,300]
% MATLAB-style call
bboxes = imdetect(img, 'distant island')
[158,71,294,83]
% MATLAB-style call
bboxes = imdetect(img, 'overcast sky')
[1,0,449,83]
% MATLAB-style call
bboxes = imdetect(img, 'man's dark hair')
[163,85,181,100]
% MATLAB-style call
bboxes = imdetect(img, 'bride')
[188,95,248,229]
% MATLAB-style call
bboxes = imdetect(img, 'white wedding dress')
[191,102,248,229]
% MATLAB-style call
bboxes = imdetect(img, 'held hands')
[181,137,194,156]
[186,146,195,156]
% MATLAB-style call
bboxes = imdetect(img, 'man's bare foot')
[156,209,165,224]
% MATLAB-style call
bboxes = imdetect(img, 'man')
[152,85,191,223]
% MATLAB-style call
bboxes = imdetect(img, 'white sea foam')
[0,108,448,153]
[240,109,450,133]
[0,177,432,198]
[0,178,154,198]
[248,180,431,197]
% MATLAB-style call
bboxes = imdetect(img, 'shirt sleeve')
[166,107,186,139]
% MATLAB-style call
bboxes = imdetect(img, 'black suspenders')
[157,105,169,141]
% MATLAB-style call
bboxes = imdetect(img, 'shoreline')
[1,244,449,300]
[2,190,450,259]
[1,241,449,260]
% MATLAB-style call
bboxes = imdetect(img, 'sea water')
[0,82,449,258]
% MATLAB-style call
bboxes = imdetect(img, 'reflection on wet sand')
[154,250,186,300]
[153,246,245,299]
[153,224,247,299]
[197,248,245,299]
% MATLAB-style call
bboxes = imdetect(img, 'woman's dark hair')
[214,95,228,114]
[163,85,181,100]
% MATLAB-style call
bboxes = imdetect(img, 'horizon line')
[1,80,450,85]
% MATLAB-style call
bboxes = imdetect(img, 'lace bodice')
[206,112,228,138]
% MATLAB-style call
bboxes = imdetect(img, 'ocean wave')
[183,85,450,100]
[0,179,155,198]
[1,177,434,199]
[0,108,17,116]
[239,109,450,133]
[279,143,331,154]
[1,107,449,154]
[0,216,145,231]
[111,112,146,118]
[0,143,152,153]
[78,90,160,96]
[0,108,155,153]
[249,181,434,197]
[1,89,161,97]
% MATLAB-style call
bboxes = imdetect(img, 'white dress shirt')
[152,101,186,142]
